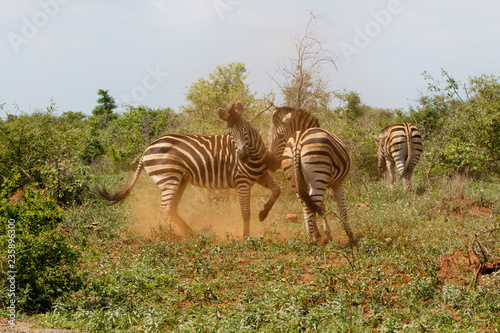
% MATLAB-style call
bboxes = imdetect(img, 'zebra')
[372,122,423,190]
[268,107,354,245]
[97,101,280,239]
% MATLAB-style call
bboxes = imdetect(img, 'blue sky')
[2,0,500,115]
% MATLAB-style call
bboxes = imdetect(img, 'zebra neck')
[248,132,267,162]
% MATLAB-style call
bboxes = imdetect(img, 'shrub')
[0,106,92,206]
[0,182,82,313]
[410,72,500,176]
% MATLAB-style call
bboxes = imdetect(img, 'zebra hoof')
[318,238,329,247]
[259,209,269,222]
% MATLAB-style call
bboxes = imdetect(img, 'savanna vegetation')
[1,15,500,330]
[1,62,499,332]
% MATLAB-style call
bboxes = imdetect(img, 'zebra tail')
[401,126,413,179]
[293,145,325,216]
[95,159,144,204]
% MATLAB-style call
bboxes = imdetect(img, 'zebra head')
[268,107,292,165]
[268,107,320,165]
[218,101,251,164]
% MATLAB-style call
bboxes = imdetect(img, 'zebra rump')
[373,122,423,186]
[286,128,349,217]
[268,106,353,244]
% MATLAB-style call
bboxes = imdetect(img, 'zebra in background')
[372,122,423,190]
[268,107,354,245]
[97,101,280,239]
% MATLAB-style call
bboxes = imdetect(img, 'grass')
[18,173,500,332]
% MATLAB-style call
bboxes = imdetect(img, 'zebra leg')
[236,183,252,239]
[332,183,355,245]
[301,202,321,244]
[387,160,396,186]
[403,175,409,190]
[315,196,332,244]
[403,171,413,190]
[159,178,192,236]
[257,172,281,222]
[320,202,332,243]
[321,217,332,243]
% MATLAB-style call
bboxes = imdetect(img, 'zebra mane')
[272,106,320,129]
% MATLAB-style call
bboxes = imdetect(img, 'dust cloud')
[126,173,348,245]
[127,174,277,241]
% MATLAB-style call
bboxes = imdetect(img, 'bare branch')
[250,104,273,122]
[273,11,336,111]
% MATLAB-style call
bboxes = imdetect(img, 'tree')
[92,89,117,120]
[275,12,336,113]
[466,75,500,165]
[85,89,118,163]
[181,62,256,133]
[410,70,500,176]
[334,90,362,119]
[319,91,399,183]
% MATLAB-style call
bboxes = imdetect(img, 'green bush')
[320,93,402,183]
[0,106,92,206]
[37,161,90,207]
[101,105,182,166]
[410,72,500,176]
[0,182,82,313]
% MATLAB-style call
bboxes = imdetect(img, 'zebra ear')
[372,133,381,142]
[282,113,292,124]
[234,101,245,117]
[218,108,230,121]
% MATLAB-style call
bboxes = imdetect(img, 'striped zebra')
[372,122,423,189]
[268,107,354,245]
[97,102,280,239]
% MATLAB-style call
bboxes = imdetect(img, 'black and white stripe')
[268,106,320,166]
[373,122,423,189]
[97,102,280,238]
[268,107,354,245]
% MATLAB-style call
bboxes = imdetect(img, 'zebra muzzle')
[238,149,250,164]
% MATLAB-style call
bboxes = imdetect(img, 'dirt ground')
[0,319,76,333]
